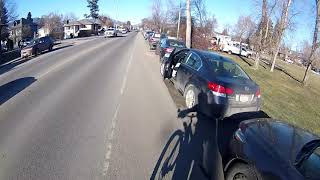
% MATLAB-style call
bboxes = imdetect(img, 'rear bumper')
[200,91,261,119]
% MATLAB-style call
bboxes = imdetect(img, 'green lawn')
[220,53,320,135]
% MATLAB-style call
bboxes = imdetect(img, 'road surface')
[0,33,217,180]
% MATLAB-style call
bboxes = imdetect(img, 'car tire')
[184,84,199,109]
[49,45,53,51]
[34,49,39,56]
[225,163,258,180]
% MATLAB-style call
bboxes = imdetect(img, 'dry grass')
[220,53,320,135]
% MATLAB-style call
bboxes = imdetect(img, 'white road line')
[103,35,137,176]
[103,103,120,176]
[120,38,136,95]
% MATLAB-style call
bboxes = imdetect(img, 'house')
[9,16,38,46]
[63,19,102,39]
[38,27,50,37]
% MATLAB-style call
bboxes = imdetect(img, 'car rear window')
[207,59,250,80]
[167,40,185,48]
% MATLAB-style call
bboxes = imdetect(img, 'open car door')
[162,48,190,79]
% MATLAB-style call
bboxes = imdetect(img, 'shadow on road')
[0,45,73,76]
[0,77,36,105]
[0,58,27,76]
[152,80,270,180]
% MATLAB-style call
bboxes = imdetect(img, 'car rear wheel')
[184,85,199,109]
[225,163,258,180]
[49,45,53,51]
[34,49,39,56]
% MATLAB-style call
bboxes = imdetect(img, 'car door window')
[185,53,202,71]
[298,147,320,179]
[174,51,189,64]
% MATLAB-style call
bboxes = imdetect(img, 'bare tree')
[151,0,163,32]
[99,15,113,27]
[186,0,191,48]
[232,15,256,54]
[63,12,78,23]
[270,0,293,72]
[302,0,320,84]
[252,0,277,69]
[40,13,64,39]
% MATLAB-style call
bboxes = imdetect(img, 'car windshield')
[29,38,39,45]
[207,58,250,80]
[168,40,185,48]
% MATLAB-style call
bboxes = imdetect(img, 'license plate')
[236,95,253,102]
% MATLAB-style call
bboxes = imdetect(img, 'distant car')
[156,38,186,60]
[21,36,54,58]
[148,33,161,50]
[161,49,261,118]
[121,29,127,34]
[105,28,118,37]
[224,118,320,180]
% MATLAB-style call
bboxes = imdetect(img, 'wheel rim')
[185,89,195,108]
[233,173,248,180]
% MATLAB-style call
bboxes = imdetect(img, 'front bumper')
[21,49,33,57]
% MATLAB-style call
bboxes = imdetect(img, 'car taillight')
[208,82,234,97]
[256,88,261,98]
[164,48,174,53]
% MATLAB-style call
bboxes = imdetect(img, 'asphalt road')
[0,32,225,180]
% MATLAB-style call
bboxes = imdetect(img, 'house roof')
[64,19,102,27]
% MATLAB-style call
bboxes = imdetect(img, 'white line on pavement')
[103,34,137,176]
[120,37,136,95]
[103,103,120,176]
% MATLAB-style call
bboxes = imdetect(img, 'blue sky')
[16,0,314,49]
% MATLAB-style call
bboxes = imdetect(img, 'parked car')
[144,31,154,40]
[156,38,186,60]
[21,36,54,58]
[105,28,118,37]
[148,33,161,50]
[224,118,320,180]
[161,49,261,118]
[121,29,127,34]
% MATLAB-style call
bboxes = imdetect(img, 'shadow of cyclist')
[151,90,270,180]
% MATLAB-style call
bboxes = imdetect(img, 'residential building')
[63,19,102,39]
[9,17,38,45]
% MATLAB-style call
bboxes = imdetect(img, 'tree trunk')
[186,0,192,48]
[270,44,280,72]
[254,52,261,69]
[302,0,320,84]
[270,0,292,72]
[177,2,181,39]
[302,63,312,84]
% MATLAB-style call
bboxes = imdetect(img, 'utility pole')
[176,1,181,39]
[186,0,191,48]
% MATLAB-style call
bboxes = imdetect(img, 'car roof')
[190,49,235,64]
[240,118,320,163]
